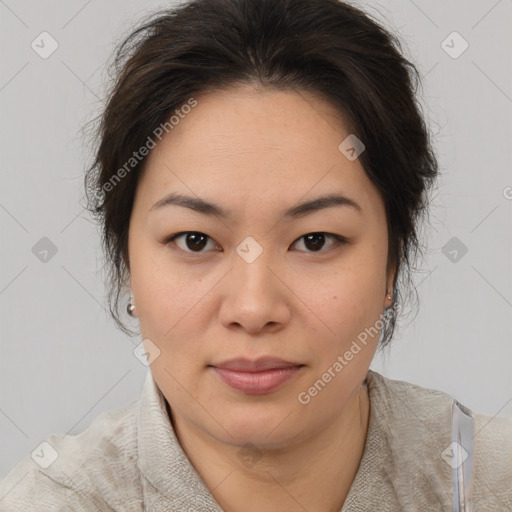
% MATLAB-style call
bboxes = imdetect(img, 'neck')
[171,381,370,512]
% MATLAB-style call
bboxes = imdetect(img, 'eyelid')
[290,233,347,253]
[165,231,221,254]
[164,231,348,254]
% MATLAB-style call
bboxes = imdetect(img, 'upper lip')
[211,357,303,372]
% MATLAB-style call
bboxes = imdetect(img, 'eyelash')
[164,231,348,256]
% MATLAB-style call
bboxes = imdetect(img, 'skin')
[127,85,396,512]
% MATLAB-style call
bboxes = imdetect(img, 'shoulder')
[471,410,512,507]
[365,369,456,425]
[0,399,143,512]
[366,370,512,507]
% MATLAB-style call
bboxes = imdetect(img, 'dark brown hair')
[84,0,439,349]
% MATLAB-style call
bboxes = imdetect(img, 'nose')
[218,245,292,335]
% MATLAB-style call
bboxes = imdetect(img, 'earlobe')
[385,269,396,308]
[384,289,393,309]
[385,263,398,308]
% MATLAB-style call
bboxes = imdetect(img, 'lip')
[209,357,304,395]
[212,357,302,372]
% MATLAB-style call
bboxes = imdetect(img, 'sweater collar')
[136,370,224,511]
[136,369,454,511]
[341,370,454,510]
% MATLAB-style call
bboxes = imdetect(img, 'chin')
[205,401,305,448]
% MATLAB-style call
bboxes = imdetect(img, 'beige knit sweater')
[1,369,510,511]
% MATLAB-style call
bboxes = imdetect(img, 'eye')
[164,231,347,255]
[291,232,347,253]
[165,232,221,254]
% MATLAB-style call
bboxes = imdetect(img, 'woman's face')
[128,85,395,449]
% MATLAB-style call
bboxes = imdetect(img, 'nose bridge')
[218,234,292,333]
[232,234,277,293]
[223,235,288,321]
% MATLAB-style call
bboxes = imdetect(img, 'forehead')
[136,86,382,219]
[151,85,351,160]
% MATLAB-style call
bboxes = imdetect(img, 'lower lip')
[211,366,303,395]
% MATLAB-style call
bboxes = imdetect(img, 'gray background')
[1,0,511,480]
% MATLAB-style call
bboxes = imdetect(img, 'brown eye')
[291,233,346,253]
[166,232,220,253]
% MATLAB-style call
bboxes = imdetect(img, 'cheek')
[130,251,219,370]
[130,226,388,349]
[302,245,387,355]
[129,240,179,338]
[130,235,188,315]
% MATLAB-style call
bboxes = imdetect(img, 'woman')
[1,0,510,510]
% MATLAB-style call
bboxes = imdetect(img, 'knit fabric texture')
[1,369,510,511]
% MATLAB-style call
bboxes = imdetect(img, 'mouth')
[208,357,305,395]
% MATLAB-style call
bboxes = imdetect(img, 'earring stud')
[127,297,135,317]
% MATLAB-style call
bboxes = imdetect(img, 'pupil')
[187,232,207,251]
[305,233,325,251]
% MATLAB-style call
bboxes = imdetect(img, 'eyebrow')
[150,192,362,219]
